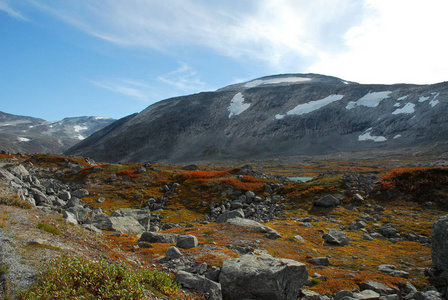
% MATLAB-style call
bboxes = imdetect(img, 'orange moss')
[117,169,140,178]
[179,170,230,180]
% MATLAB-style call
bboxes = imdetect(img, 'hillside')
[67,73,448,163]
[0,111,115,154]
[1,153,448,299]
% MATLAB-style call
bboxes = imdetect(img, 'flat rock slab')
[219,253,308,300]
[226,217,281,240]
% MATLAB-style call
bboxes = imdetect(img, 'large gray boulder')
[314,194,340,208]
[226,217,281,240]
[176,270,222,300]
[431,214,448,274]
[138,231,178,243]
[323,229,350,246]
[111,208,151,230]
[87,214,145,234]
[216,208,245,224]
[219,253,308,300]
[176,234,198,249]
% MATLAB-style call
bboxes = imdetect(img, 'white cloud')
[90,79,152,101]
[20,0,366,71]
[158,62,206,93]
[308,0,448,84]
[0,0,27,20]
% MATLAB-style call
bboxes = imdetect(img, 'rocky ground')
[1,152,448,299]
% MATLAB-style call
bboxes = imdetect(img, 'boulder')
[176,270,222,300]
[166,246,183,259]
[431,214,448,274]
[226,217,281,240]
[67,206,91,224]
[377,265,409,278]
[65,197,81,208]
[9,165,30,178]
[216,209,245,224]
[176,235,198,249]
[63,211,78,225]
[0,168,17,181]
[111,208,151,230]
[314,194,340,208]
[219,253,308,300]
[353,289,380,299]
[310,257,330,266]
[412,290,442,300]
[87,214,145,234]
[359,281,399,296]
[138,232,178,244]
[71,188,89,199]
[323,229,350,246]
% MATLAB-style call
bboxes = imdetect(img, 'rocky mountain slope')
[67,73,448,163]
[0,111,115,154]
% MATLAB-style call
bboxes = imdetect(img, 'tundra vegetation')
[0,152,447,299]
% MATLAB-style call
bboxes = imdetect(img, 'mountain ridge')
[0,111,115,154]
[66,73,448,163]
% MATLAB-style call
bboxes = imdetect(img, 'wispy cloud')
[17,0,366,71]
[158,63,206,93]
[0,0,27,20]
[90,79,152,102]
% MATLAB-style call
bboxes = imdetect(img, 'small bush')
[37,223,61,235]
[20,256,180,299]
[0,196,33,209]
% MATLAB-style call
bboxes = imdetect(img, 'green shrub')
[37,223,61,235]
[20,256,180,299]
[0,197,33,209]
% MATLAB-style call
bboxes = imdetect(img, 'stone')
[176,270,222,300]
[111,208,151,230]
[182,164,199,170]
[359,281,398,296]
[166,246,183,259]
[67,206,91,224]
[314,194,340,208]
[82,224,102,234]
[0,168,17,181]
[65,197,81,208]
[87,214,145,234]
[413,290,443,300]
[138,241,153,248]
[216,208,245,224]
[71,188,89,198]
[97,197,106,203]
[9,165,30,177]
[431,214,448,274]
[377,265,409,278]
[335,290,355,300]
[58,190,71,201]
[323,229,350,246]
[353,289,380,299]
[176,234,198,249]
[294,235,306,242]
[205,267,221,282]
[310,257,330,266]
[63,211,78,225]
[226,217,281,240]
[138,232,178,243]
[219,253,308,300]
[378,226,400,239]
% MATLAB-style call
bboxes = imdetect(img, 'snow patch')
[244,77,312,88]
[93,116,111,120]
[228,93,250,118]
[397,95,408,101]
[77,135,85,140]
[392,103,415,115]
[418,96,429,102]
[275,95,344,119]
[18,137,30,142]
[394,103,401,107]
[287,95,344,116]
[358,128,387,142]
[346,91,392,109]
[74,125,88,132]
[430,92,440,107]
[393,134,402,139]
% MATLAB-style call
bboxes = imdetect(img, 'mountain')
[0,111,115,154]
[66,73,448,163]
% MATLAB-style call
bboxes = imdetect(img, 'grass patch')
[37,223,61,235]
[0,196,33,209]
[20,256,180,299]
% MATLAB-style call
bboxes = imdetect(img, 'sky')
[1,0,448,121]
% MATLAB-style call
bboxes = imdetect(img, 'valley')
[1,152,447,299]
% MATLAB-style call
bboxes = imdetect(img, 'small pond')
[287,176,314,182]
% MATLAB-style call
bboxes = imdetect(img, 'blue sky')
[1,0,448,121]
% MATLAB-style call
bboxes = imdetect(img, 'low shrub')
[0,196,33,209]
[20,256,180,299]
[37,223,61,235]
